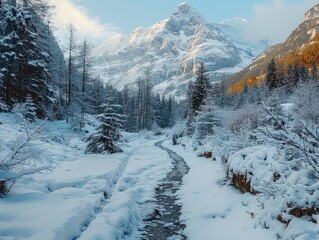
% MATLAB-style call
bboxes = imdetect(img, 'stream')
[141,141,189,240]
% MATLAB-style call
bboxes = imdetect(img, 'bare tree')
[78,39,92,130]
[65,24,77,123]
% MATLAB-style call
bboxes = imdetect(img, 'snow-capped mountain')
[93,3,260,100]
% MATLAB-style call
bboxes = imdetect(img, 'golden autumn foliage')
[228,33,319,94]
[228,76,264,94]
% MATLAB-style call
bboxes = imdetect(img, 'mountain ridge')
[93,3,262,100]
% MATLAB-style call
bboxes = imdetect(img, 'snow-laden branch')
[0,117,53,195]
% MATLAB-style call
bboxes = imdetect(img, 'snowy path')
[71,154,131,240]
[75,136,173,240]
[162,140,276,240]
[142,141,189,240]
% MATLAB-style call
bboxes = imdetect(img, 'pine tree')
[86,98,125,154]
[292,63,300,87]
[298,64,309,83]
[154,94,164,128]
[24,94,37,122]
[283,63,295,94]
[191,62,212,114]
[0,1,53,117]
[124,93,137,132]
[144,70,153,130]
[186,81,195,135]
[311,62,318,80]
[167,96,175,127]
[135,71,154,131]
[193,94,219,139]
[265,59,278,91]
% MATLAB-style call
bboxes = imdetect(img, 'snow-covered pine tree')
[211,80,224,108]
[12,94,37,122]
[153,94,164,128]
[0,1,53,117]
[24,94,37,122]
[135,71,155,131]
[142,70,154,130]
[191,62,212,114]
[124,93,137,132]
[186,62,211,135]
[298,64,310,83]
[234,81,249,108]
[89,78,105,114]
[265,59,278,91]
[166,96,175,127]
[193,93,219,139]
[86,97,125,154]
[21,0,50,19]
[283,63,295,94]
[185,81,195,135]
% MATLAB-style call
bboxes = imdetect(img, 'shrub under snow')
[0,117,53,195]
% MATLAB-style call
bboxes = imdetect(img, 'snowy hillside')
[93,3,261,100]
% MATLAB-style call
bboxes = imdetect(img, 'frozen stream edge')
[141,141,189,240]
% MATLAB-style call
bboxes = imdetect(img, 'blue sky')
[51,0,318,45]
[69,0,313,33]
[69,0,265,33]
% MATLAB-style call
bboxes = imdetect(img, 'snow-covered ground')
[0,114,172,240]
[1,113,316,240]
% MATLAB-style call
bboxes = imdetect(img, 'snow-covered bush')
[292,81,319,124]
[202,105,261,160]
[258,104,319,178]
[227,145,279,193]
[227,104,262,135]
[0,101,9,112]
[0,119,53,195]
[226,101,319,228]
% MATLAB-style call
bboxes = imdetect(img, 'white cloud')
[50,0,122,45]
[243,0,318,44]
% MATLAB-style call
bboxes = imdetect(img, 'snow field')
[0,114,173,240]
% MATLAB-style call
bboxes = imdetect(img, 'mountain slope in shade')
[93,3,259,100]
[226,3,319,89]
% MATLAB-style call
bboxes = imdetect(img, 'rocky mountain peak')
[305,4,319,21]
[170,2,204,25]
[175,2,193,15]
